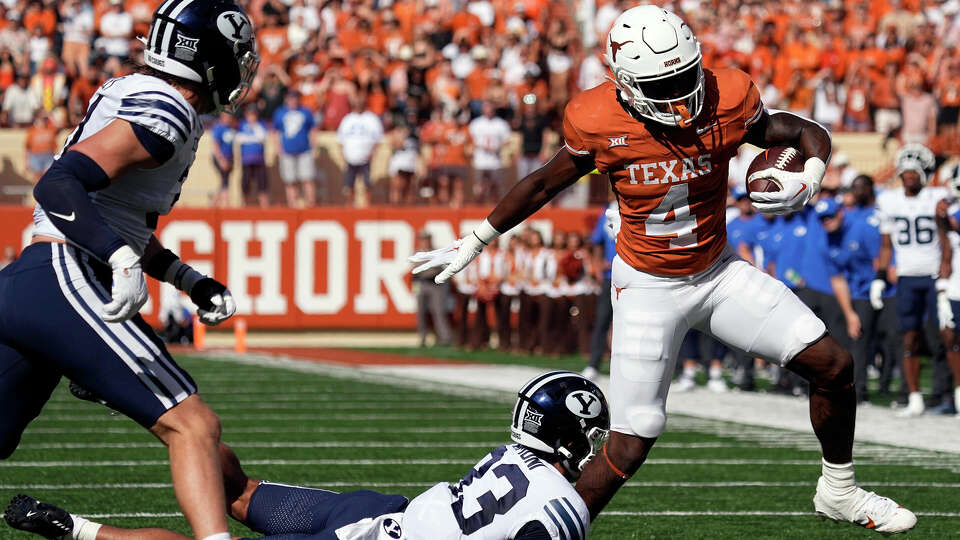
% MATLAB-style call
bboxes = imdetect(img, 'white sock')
[683,366,696,379]
[821,459,857,497]
[709,366,723,380]
[70,515,102,540]
[201,533,232,540]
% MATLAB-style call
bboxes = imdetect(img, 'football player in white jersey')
[6,372,606,540]
[0,2,258,540]
[935,163,960,415]
[871,144,952,417]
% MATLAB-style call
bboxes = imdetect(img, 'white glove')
[409,219,501,284]
[604,207,621,239]
[937,280,954,330]
[750,157,826,215]
[102,245,149,323]
[869,279,886,311]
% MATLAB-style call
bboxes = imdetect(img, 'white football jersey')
[33,73,203,258]
[876,186,949,277]
[368,444,588,540]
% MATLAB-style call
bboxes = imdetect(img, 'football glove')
[189,278,236,326]
[750,157,827,215]
[605,206,621,239]
[869,279,886,311]
[409,219,501,284]
[102,245,149,323]
[937,279,954,330]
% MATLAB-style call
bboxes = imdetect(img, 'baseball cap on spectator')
[814,198,841,220]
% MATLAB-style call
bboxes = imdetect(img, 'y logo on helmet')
[217,11,252,43]
[382,518,402,539]
[566,391,602,418]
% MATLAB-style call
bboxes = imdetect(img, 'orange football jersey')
[562,68,763,276]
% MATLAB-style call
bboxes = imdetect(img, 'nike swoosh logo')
[864,516,876,529]
[48,210,76,222]
[25,511,37,518]
[792,183,807,198]
[696,122,717,134]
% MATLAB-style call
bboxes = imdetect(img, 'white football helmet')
[604,5,704,128]
[895,144,936,185]
[945,161,960,199]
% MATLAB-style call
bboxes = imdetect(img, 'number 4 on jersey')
[645,184,698,248]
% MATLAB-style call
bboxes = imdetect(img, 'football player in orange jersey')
[410,5,916,534]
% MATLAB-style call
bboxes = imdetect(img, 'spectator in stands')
[472,237,501,349]
[561,231,595,355]
[236,105,269,207]
[413,231,452,348]
[96,0,133,60]
[336,95,384,206]
[386,122,419,205]
[273,90,318,207]
[2,72,40,127]
[468,101,511,204]
[59,0,94,78]
[514,98,548,181]
[211,112,237,208]
[27,25,51,73]
[900,74,938,145]
[30,56,67,125]
[24,110,57,181]
[421,108,470,207]
[68,62,101,126]
[495,235,521,352]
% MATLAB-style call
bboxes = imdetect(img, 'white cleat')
[896,392,925,418]
[813,477,917,534]
[580,366,599,381]
[673,376,696,392]
[707,378,729,393]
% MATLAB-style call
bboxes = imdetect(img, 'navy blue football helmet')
[143,0,259,113]
[510,371,610,479]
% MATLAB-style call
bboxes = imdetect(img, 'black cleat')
[4,494,74,539]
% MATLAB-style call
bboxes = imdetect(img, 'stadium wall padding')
[0,206,601,329]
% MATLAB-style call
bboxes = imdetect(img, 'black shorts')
[242,163,268,194]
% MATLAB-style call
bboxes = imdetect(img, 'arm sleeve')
[33,151,127,261]
[130,122,175,164]
[513,521,553,540]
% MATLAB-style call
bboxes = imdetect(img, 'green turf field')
[2,354,958,539]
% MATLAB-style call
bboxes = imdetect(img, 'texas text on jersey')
[562,68,763,276]
[32,73,202,257]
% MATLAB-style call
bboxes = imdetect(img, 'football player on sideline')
[0,2,258,540]
[410,5,916,534]
[872,144,953,417]
[6,372,607,540]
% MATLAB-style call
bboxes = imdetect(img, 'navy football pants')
[0,243,196,458]
[240,482,409,540]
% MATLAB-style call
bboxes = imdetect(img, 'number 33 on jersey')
[562,68,763,275]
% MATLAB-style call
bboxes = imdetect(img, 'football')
[746,146,804,194]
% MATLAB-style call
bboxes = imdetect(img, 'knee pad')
[626,406,667,439]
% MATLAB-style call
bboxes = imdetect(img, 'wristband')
[805,157,827,191]
[473,219,501,246]
[163,259,206,294]
[875,269,888,283]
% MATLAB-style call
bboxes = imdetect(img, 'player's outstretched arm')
[143,236,237,326]
[33,119,168,322]
[409,149,595,283]
[742,110,831,214]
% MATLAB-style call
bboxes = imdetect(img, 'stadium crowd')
[2,0,960,205]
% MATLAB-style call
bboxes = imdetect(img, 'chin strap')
[602,442,631,480]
